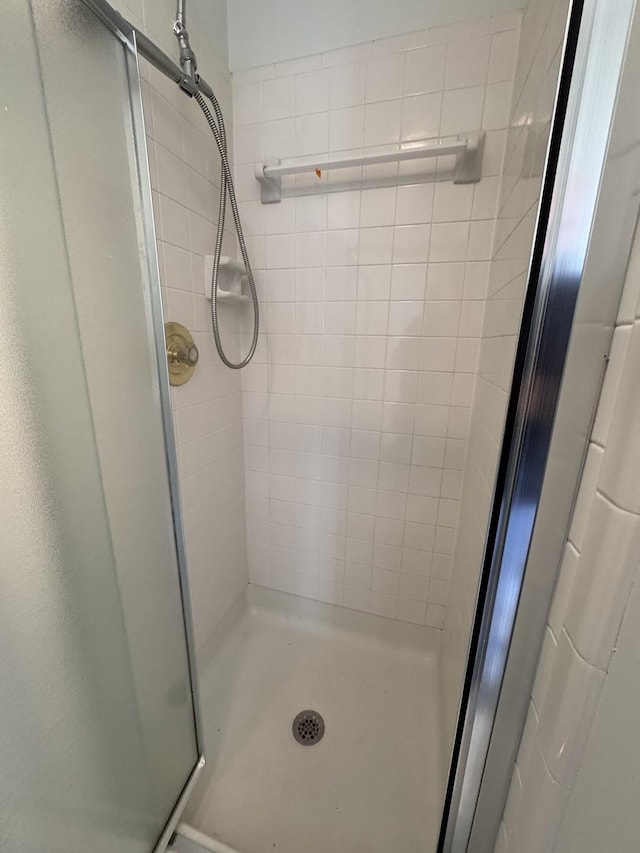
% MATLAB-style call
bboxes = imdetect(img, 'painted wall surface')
[227,0,525,70]
[114,0,249,650]
[441,0,571,762]
[233,12,521,626]
[496,222,640,852]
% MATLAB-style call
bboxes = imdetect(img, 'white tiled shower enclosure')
[233,13,521,628]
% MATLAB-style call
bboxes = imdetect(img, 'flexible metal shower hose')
[193,90,259,369]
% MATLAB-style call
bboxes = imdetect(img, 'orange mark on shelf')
[315,168,322,179]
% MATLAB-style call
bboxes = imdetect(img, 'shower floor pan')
[183,585,443,853]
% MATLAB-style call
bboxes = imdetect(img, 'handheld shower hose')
[173,16,259,370]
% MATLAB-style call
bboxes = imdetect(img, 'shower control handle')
[168,341,199,367]
[164,321,198,386]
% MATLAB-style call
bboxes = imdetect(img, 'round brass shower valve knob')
[165,321,199,385]
[168,341,199,367]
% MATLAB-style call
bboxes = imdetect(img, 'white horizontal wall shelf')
[255,132,485,203]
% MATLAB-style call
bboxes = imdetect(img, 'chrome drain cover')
[292,710,325,745]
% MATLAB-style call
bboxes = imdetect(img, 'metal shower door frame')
[78,2,205,850]
[439,0,640,850]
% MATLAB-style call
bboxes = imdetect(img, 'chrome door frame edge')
[79,3,205,850]
[439,0,639,850]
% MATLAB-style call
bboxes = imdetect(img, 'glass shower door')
[0,2,200,851]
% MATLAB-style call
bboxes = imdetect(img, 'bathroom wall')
[441,0,570,751]
[228,0,525,70]
[113,0,248,649]
[233,12,521,626]
[496,217,640,852]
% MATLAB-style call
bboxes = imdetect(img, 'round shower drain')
[292,710,325,745]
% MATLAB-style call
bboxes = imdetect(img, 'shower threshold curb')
[169,823,242,853]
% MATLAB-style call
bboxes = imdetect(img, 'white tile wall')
[113,0,249,650]
[441,0,571,763]
[497,219,640,852]
[233,14,521,626]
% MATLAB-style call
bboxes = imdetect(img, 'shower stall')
[2,0,638,851]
